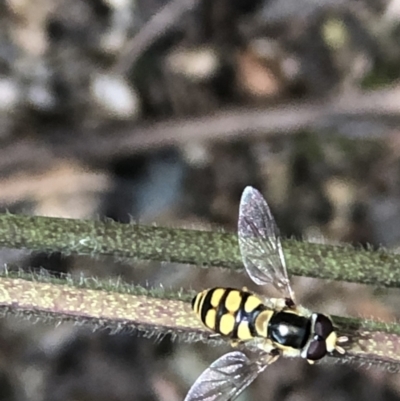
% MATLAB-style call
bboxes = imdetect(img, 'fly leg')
[230,339,243,348]
[259,348,280,366]
[248,337,280,356]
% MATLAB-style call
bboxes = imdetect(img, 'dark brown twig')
[1,86,400,175]
[113,0,199,74]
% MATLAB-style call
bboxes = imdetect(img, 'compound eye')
[314,314,333,339]
[307,338,327,361]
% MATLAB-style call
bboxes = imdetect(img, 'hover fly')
[185,186,347,401]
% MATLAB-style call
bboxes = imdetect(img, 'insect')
[185,186,347,401]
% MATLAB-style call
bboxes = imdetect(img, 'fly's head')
[301,313,345,363]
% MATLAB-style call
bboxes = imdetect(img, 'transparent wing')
[238,186,295,301]
[184,351,268,401]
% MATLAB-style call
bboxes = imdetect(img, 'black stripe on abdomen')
[200,289,214,325]
[231,292,251,339]
[215,289,231,334]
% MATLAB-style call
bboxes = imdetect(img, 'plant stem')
[0,213,398,287]
[0,270,399,370]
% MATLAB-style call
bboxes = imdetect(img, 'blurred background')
[1,0,400,400]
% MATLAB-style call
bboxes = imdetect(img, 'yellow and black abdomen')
[192,287,267,341]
